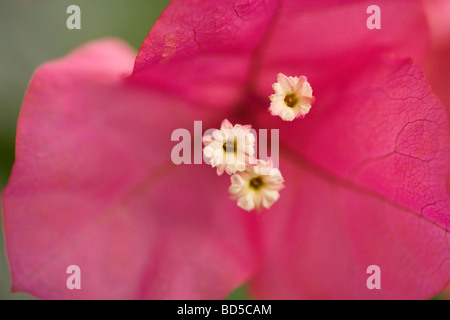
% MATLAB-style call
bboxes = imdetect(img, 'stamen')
[223,138,237,153]
[249,176,264,190]
[284,93,298,108]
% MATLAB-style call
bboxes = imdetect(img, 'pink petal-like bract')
[3,0,449,299]
[253,59,450,299]
[2,40,258,299]
[423,0,450,115]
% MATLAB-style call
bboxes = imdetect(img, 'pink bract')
[2,0,449,299]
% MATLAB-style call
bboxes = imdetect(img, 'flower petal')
[260,58,450,230]
[2,39,258,299]
[423,0,450,115]
[132,0,429,111]
[252,57,450,298]
[253,0,430,98]
[131,0,279,109]
[250,159,450,299]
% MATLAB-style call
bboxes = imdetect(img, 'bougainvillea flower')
[2,0,450,299]
[423,0,450,115]
[229,159,284,212]
[269,73,314,121]
[203,119,256,176]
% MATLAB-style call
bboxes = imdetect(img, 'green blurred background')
[0,0,171,300]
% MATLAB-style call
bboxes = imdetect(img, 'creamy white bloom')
[229,160,284,212]
[269,73,314,121]
[203,119,256,176]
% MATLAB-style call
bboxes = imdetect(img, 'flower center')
[249,176,264,190]
[284,93,299,108]
[223,138,237,153]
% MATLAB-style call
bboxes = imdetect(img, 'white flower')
[203,119,256,176]
[229,160,284,212]
[269,73,314,121]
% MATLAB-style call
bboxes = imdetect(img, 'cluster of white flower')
[203,119,284,212]
[203,73,314,212]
